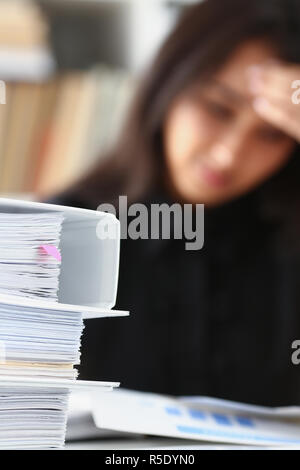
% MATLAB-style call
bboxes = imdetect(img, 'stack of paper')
[0,209,82,449]
[0,298,83,380]
[0,378,119,450]
[0,384,69,449]
[0,204,125,449]
[0,212,64,301]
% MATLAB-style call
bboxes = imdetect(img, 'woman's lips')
[194,162,230,188]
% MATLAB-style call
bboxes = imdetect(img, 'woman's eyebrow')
[209,78,249,105]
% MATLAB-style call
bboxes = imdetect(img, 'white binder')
[0,197,129,317]
[0,198,129,394]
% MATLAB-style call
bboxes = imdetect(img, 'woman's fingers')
[246,63,300,141]
[247,65,290,100]
[252,95,300,140]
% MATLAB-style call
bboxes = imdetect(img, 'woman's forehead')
[213,40,276,94]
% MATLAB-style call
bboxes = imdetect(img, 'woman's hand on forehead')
[246,62,300,142]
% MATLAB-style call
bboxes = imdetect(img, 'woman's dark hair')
[58,0,300,249]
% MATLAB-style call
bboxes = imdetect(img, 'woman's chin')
[177,176,239,206]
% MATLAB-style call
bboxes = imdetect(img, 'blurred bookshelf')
[0,0,189,199]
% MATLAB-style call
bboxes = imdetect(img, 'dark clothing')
[48,190,300,406]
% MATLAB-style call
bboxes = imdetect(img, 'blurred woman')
[49,0,300,406]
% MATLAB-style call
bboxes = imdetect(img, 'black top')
[48,188,300,406]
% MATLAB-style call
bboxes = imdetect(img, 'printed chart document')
[88,389,300,447]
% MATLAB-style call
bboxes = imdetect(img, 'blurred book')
[0,66,134,198]
[0,0,55,81]
[0,1,135,198]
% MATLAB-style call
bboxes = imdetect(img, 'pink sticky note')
[39,245,61,262]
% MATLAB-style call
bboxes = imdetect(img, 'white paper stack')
[0,201,127,449]
[0,298,84,380]
[0,378,119,450]
[0,212,81,449]
[0,385,69,450]
[0,212,64,301]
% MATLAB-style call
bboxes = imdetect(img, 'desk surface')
[64,438,261,450]
[65,438,200,450]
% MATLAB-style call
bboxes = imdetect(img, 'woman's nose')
[209,143,235,168]
[209,123,250,169]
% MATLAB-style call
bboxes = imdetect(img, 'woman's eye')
[203,99,234,120]
[257,127,287,143]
